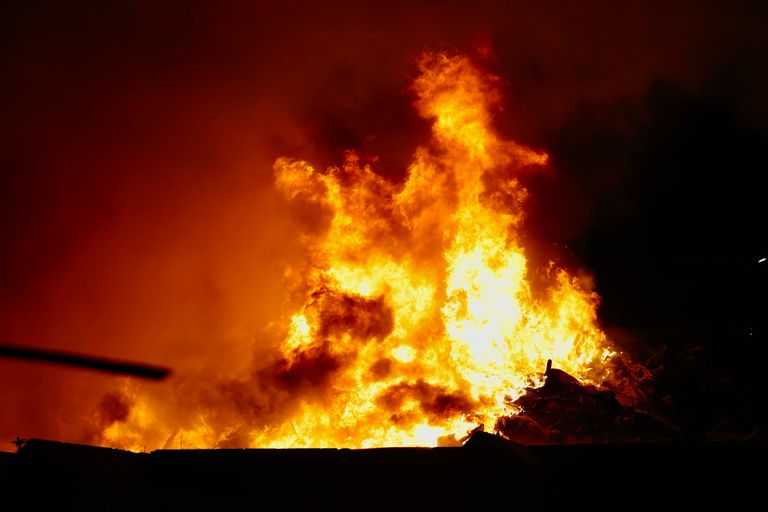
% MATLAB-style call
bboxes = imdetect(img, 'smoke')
[1,0,766,447]
[310,289,394,341]
[376,381,477,423]
[94,392,133,427]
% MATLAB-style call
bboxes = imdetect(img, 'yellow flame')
[263,52,613,447]
[103,51,614,451]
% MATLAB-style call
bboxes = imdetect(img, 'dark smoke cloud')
[93,391,133,429]
[260,343,344,397]
[377,380,477,424]
[1,0,766,445]
[311,289,394,342]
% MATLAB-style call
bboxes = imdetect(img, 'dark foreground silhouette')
[0,343,170,379]
[1,433,762,510]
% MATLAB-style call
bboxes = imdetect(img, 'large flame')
[102,52,614,450]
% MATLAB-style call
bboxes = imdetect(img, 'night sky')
[1,0,766,443]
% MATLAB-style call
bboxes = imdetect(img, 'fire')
[263,52,613,447]
[102,51,615,450]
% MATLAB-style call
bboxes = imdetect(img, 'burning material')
[496,359,677,444]
[100,51,619,450]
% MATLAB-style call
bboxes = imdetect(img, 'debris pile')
[496,358,678,444]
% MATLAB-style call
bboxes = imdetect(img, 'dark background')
[1,0,766,443]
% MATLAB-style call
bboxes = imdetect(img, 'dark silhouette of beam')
[0,343,170,379]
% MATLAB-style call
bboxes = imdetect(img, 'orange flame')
[102,52,614,450]
[265,52,613,447]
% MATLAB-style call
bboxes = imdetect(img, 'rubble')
[496,358,679,444]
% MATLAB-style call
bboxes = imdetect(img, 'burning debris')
[495,359,678,444]
[491,344,765,445]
